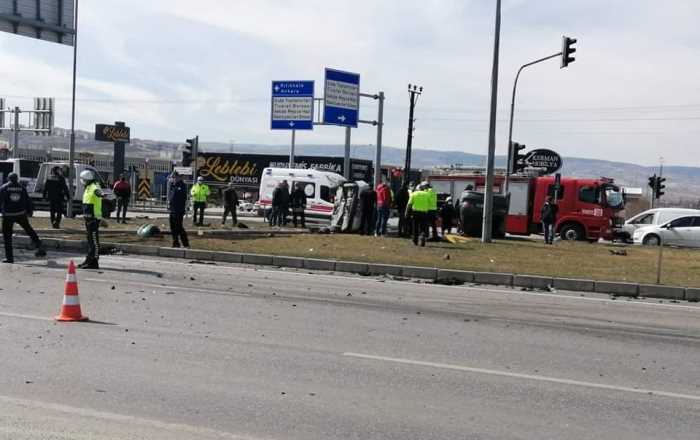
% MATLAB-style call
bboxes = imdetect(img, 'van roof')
[262,167,346,183]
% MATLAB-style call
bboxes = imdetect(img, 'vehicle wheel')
[560,223,585,241]
[643,234,661,246]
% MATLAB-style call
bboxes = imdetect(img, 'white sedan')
[633,215,700,247]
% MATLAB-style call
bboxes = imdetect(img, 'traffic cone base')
[55,260,89,322]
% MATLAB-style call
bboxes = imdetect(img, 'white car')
[633,215,700,247]
[620,208,700,241]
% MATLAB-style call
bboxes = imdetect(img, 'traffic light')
[648,174,657,190]
[561,36,577,68]
[655,176,666,199]
[183,138,195,166]
[511,142,527,174]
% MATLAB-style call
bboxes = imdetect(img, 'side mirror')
[665,224,673,230]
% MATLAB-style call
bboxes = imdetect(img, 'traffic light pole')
[505,52,561,192]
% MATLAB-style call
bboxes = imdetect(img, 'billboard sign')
[0,0,75,45]
[95,123,130,143]
[523,149,562,175]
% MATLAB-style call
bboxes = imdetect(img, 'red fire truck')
[428,169,626,241]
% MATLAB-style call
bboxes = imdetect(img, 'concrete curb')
[2,237,693,301]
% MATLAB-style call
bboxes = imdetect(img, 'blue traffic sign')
[323,68,360,127]
[271,80,314,130]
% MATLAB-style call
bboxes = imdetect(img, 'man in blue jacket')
[0,173,46,263]
[168,171,190,248]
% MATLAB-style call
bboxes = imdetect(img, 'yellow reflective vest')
[190,183,210,202]
[82,182,103,218]
[407,190,431,213]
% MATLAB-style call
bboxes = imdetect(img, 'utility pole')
[67,0,80,218]
[12,106,19,158]
[374,91,385,187]
[404,84,422,185]
[290,129,296,168]
[482,0,501,243]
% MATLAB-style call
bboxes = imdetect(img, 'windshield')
[604,185,624,209]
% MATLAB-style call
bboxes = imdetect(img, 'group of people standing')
[269,180,307,228]
[358,180,393,236]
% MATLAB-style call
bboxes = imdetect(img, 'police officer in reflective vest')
[79,169,103,269]
[406,182,432,247]
[0,173,46,263]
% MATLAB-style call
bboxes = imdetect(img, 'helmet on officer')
[79,169,97,184]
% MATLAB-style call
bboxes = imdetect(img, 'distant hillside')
[3,129,698,202]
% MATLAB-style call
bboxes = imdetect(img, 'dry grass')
[29,218,700,287]
[189,233,700,288]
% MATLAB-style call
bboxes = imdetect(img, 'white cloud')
[1,0,699,166]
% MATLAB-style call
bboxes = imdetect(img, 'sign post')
[271,80,314,168]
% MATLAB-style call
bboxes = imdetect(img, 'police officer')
[79,169,103,269]
[168,171,190,248]
[43,166,69,228]
[0,173,46,263]
[406,182,431,247]
[190,176,210,226]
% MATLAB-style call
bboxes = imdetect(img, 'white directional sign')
[271,81,314,130]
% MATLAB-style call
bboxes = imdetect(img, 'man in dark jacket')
[112,175,131,224]
[359,184,377,235]
[290,182,307,228]
[43,166,69,228]
[541,196,559,245]
[440,197,457,236]
[1,173,46,263]
[168,171,189,248]
[395,183,410,237]
[222,179,239,227]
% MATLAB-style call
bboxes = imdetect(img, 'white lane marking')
[0,311,52,321]
[64,254,700,311]
[0,395,258,439]
[343,352,700,402]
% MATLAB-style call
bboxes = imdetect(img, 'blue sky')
[1,0,699,166]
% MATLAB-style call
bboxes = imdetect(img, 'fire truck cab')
[507,175,625,241]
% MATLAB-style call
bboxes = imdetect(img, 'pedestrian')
[222,178,239,227]
[358,184,376,235]
[440,196,457,236]
[541,195,559,245]
[1,173,46,263]
[78,169,103,269]
[112,174,131,224]
[290,182,307,228]
[168,171,190,248]
[43,166,69,228]
[425,182,439,240]
[395,183,410,237]
[190,176,210,226]
[375,179,392,236]
[279,180,290,226]
[406,182,431,246]
[270,182,283,227]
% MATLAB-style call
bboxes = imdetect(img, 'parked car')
[632,215,700,247]
[618,208,700,242]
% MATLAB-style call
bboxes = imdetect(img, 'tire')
[560,223,585,241]
[643,234,661,246]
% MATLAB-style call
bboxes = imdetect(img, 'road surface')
[0,249,698,439]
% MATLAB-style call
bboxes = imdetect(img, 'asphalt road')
[0,249,699,439]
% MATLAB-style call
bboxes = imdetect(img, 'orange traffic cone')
[55,260,89,322]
